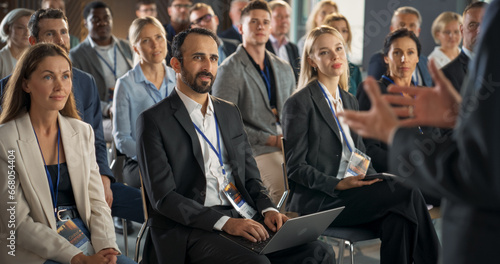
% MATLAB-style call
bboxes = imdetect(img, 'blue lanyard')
[381,75,423,134]
[192,115,226,176]
[317,81,352,153]
[95,45,117,80]
[33,126,61,216]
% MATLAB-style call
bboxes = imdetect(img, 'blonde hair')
[306,1,338,33]
[129,16,166,46]
[431,11,462,44]
[0,8,34,43]
[322,13,352,51]
[0,43,79,124]
[298,26,349,92]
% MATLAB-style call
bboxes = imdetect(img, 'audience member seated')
[428,11,462,69]
[40,0,79,48]
[112,16,176,188]
[212,1,296,206]
[188,3,239,65]
[0,9,144,231]
[218,0,248,42]
[265,0,300,81]
[69,1,133,143]
[323,13,362,96]
[367,6,432,87]
[282,26,440,264]
[0,43,135,264]
[357,29,442,206]
[442,2,487,91]
[0,8,34,79]
[297,0,338,54]
[136,27,335,264]
[341,2,500,263]
[135,0,158,19]
[164,0,192,66]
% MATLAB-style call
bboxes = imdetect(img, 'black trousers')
[123,157,140,188]
[320,180,440,264]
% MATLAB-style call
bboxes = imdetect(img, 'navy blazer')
[441,50,469,92]
[282,81,376,214]
[0,68,114,180]
[136,90,274,264]
[367,51,433,87]
[265,40,301,81]
[219,26,242,43]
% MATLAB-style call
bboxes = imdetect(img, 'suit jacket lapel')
[16,113,57,228]
[459,51,470,74]
[170,90,205,173]
[83,38,106,82]
[58,114,87,221]
[310,82,342,142]
[236,47,273,112]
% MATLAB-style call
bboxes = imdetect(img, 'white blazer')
[0,112,118,264]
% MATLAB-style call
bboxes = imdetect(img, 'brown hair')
[240,0,271,23]
[0,43,79,124]
[323,13,352,51]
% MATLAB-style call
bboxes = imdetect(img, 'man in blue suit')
[0,8,143,226]
[367,6,432,87]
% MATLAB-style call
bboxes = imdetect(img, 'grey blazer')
[212,45,296,156]
[69,37,133,103]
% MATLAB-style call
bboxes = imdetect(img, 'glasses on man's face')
[191,14,213,26]
[173,4,192,9]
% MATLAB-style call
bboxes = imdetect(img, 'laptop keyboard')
[220,223,277,253]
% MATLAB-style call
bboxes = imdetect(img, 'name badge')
[57,219,95,256]
[223,182,257,219]
[344,148,371,178]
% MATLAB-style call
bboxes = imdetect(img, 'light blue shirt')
[112,63,176,160]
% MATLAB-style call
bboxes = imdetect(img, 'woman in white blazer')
[0,44,135,264]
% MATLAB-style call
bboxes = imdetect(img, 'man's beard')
[180,65,215,94]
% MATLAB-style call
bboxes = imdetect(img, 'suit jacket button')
[200,191,206,197]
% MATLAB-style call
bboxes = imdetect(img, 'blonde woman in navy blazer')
[0,44,134,264]
[282,26,440,264]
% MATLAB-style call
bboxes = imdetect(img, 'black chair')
[134,171,149,263]
[280,137,380,264]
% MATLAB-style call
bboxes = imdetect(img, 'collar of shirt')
[133,63,173,102]
[176,87,214,116]
[462,47,474,60]
[88,35,117,49]
[269,34,289,49]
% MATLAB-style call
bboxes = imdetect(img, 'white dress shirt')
[269,34,290,63]
[318,82,356,179]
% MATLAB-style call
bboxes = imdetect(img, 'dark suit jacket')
[219,25,242,42]
[367,51,433,87]
[266,40,300,81]
[282,81,376,215]
[389,1,500,263]
[441,50,469,92]
[0,68,113,180]
[136,90,275,264]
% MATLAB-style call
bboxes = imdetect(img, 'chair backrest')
[276,137,289,211]
[138,171,149,222]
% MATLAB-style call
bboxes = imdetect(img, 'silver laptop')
[219,206,344,254]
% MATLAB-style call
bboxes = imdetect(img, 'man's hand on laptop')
[264,211,289,232]
[222,218,269,242]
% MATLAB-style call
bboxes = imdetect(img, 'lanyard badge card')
[344,149,371,178]
[57,219,95,256]
[223,182,257,219]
